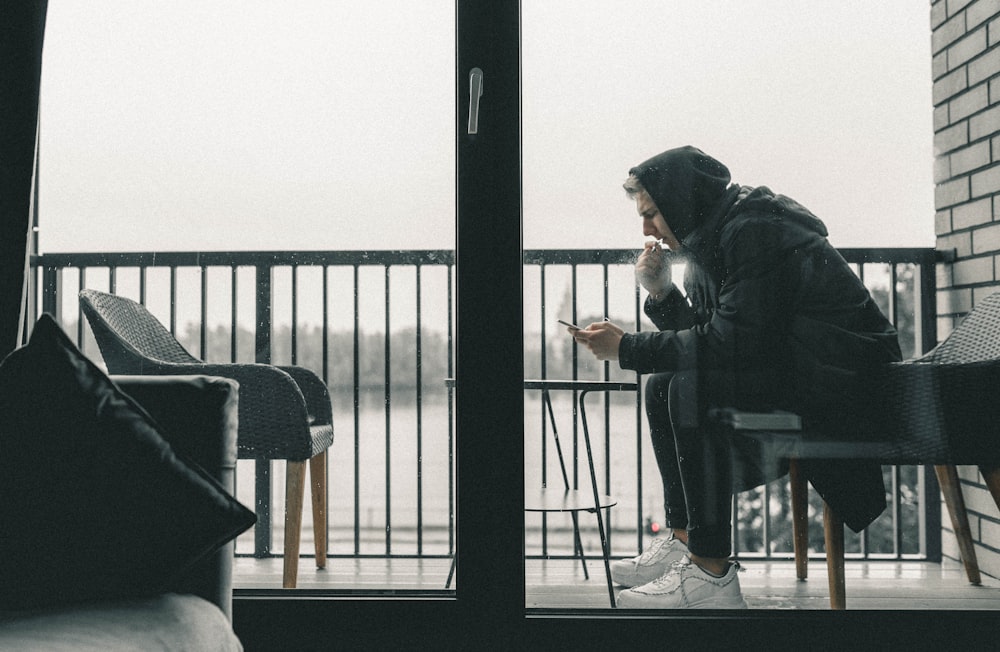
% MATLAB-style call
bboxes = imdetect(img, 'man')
[571,146,901,608]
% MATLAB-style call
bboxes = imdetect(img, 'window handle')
[468,67,483,135]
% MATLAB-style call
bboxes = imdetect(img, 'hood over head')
[629,146,733,241]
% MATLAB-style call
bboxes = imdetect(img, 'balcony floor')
[233,556,1000,610]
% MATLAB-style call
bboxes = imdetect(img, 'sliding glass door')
[34,0,985,646]
[39,1,463,596]
[37,1,525,643]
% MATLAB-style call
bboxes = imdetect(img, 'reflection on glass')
[521,2,975,611]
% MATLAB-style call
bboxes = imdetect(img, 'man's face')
[636,191,681,250]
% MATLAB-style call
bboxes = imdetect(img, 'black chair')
[713,291,1000,609]
[79,288,334,588]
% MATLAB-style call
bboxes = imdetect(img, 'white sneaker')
[610,534,688,588]
[616,556,748,609]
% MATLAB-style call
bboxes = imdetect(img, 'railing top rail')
[32,247,943,269]
[30,250,456,268]
[523,247,943,266]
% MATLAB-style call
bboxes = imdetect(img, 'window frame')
[17,0,990,646]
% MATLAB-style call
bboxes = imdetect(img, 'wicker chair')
[79,288,334,589]
[714,291,1000,609]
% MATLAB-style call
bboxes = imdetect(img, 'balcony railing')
[28,246,943,564]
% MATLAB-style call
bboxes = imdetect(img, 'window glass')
[38,2,456,594]
[520,1,971,611]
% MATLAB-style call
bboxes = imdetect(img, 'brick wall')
[931,0,1000,578]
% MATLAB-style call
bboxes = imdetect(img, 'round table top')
[524,487,616,512]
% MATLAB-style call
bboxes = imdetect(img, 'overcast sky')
[37,2,933,256]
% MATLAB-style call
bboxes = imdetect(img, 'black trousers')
[645,371,787,558]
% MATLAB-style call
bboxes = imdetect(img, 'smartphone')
[557,319,583,331]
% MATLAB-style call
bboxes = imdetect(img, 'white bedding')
[0,592,242,651]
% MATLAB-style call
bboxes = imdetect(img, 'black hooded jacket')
[618,146,902,531]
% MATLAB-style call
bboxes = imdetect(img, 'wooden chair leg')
[310,451,328,570]
[789,459,809,580]
[981,466,1000,512]
[283,460,307,589]
[935,464,981,585]
[823,502,846,610]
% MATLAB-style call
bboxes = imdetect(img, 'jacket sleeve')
[643,285,698,331]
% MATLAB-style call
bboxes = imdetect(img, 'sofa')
[0,316,254,650]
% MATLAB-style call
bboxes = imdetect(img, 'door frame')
[231,2,997,648]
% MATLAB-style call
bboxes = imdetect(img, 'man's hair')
[623,174,645,199]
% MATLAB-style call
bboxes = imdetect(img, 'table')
[446,378,638,608]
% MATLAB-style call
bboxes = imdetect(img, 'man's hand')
[573,321,625,361]
[635,241,672,301]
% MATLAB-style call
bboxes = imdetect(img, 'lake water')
[233,389,666,557]
[232,387,923,559]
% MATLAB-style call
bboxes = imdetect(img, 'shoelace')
[648,558,691,588]
[635,535,671,564]
[651,558,741,587]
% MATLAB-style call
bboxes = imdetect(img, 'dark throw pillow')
[0,314,255,609]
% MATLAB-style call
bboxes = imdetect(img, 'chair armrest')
[878,360,1000,464]
[722,360,1000,464]
[708,408,802,431]
[115,361,315,458]
[111,374,240,620]
[113,375,240,473]
[277,365,333,425]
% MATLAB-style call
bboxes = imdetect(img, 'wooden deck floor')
[233,556,1000,610]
